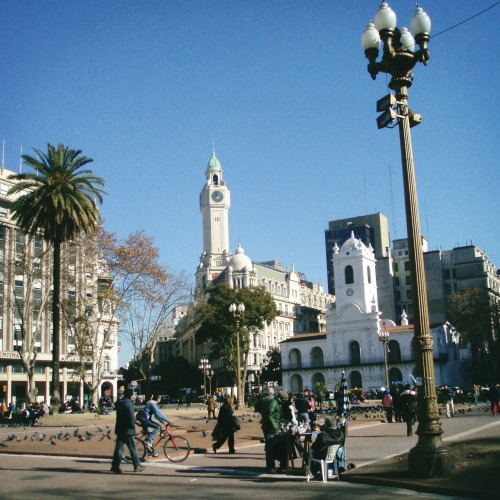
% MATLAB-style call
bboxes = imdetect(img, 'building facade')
[0,167,120,406]
[173,153,333,390]
[281,233,466,392]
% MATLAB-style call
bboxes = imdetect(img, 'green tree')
[261,346,282,386]
[447,287,498,384]
[195,284,277,393]
[8,144,105,410]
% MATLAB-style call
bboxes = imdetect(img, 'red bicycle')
[124,423,190,463]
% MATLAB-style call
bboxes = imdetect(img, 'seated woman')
[305,416,345,479]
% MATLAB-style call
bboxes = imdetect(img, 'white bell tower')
[196,150,231,296]
[332,232,379,313]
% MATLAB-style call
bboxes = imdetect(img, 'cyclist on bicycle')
[136,394,170,450]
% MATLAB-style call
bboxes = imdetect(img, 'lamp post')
[206,368,214,396]
[361,2,452,477]
[198,358,211,398]
[229,302,245,409]
[255,369,262,393]
[378,329,390,388]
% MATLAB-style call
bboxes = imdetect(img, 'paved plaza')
[0,403,498,498]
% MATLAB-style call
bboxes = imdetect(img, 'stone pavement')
[1,402,498,498]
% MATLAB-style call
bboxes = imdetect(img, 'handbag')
[232,415,241,432]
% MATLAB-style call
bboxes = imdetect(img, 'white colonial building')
[281,233,466,392]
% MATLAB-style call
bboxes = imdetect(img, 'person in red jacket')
[382,390,393,423]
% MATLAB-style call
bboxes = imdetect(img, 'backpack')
[136,408,149,424]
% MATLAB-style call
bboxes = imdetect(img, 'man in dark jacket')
[110,388,145,473]
[255,387,281,473]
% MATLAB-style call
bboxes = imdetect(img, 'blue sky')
[1,1,499,363]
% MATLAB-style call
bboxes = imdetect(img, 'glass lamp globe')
[374,1,397,32]
[411,5,431,37]
[361,21,381,51]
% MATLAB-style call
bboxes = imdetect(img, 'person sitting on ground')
[136,394,170,450]
[305,416,345,480]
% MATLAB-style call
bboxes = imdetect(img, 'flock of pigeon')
[1,425,115,448]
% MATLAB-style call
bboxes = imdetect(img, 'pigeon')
[202,431,208,438]
[106,433,113,440]
[78,436,86,442]
[38,434,45,441]
[85,431,95,438]
[96,427,102,432]
[74,428,79,437]
[192,426,197,430]
[50,439,57,445]
[99,434,106,441]
[0,442,7,448]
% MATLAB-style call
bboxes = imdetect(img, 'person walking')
[442,385,455,418]
[206,395,217,420]
[382,390,393,423]
[473,384,480,406]
[110,388,145,473]
[294,392,309,423]
[400,384,417,436]
[488,384,500,416]
[212,396,238,454]
[255,387,281,473]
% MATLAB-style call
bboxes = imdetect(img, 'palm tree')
[8,143,106,410]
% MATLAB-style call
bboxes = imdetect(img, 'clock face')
[211,190,223,203]
[346,288,354,296]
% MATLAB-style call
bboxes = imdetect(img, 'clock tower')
[196,150,231,296]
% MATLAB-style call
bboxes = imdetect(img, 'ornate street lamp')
[229,302,245,409]
[378,328,390,388]
[206,368,215,396]
[198,357,211,398]
[362,2,453,477]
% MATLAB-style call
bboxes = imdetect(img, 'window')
[395,277,400,286]
[0,184,7,196]
[404,261,410,271]
[345,265,354,284]
[393,262,399,272]
[405,276,411,285]
[367,266,372,284]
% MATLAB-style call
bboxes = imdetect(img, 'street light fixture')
[362,2,453,477]
[206,368,215,396]
[378,328,390,388]
[255,368,262,393]
[229,302,245,409]
[198,357,211,398]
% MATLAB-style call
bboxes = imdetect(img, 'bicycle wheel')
[164,435,190,462]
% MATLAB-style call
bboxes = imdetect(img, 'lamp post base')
[409,441,454,477]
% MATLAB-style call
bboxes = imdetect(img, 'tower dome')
[228,244,253,271]
[206,151,222,172]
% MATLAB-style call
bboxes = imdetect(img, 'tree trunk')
[51,239,62,412]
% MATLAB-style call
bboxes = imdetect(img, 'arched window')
[387,340,402,363]
[312,372,325,387]
[349,370,362,389]
[212,174,219,185]
[367,266,372,284]
[310,347,324,367]
[350,341,361,365]
[290,374,303,393]
[345,265,354,284]
[289,349,302,369]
